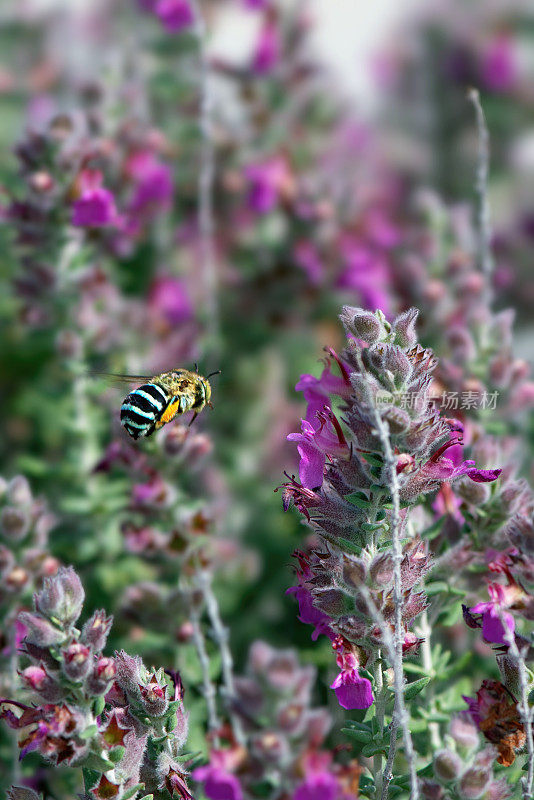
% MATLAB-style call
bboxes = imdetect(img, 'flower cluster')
[0,566,191,800]
[193,640,361,800]
[283,306,501,708]
[421,711,511,799]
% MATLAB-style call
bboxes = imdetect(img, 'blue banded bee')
[119,368,218,440]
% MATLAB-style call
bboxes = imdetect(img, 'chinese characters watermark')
[374,390,499,411]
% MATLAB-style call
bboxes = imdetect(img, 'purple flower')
[148,275,193,327]
[243,0,269,9]
[425,440,502,485]
[287,408,349,489]
[293,773,339,800]
[72,169,117,228]
[251,22,280,75]
[126,151,174,220]
[331,669,374,710]
[193,751,243,800]
[336,239,392,315]
[244,157,289,214]
[287,552,335,641]
[330,646,374,710]
[469,583,517,645]
[295,349,352,423]
[294,241,324,285]
[480,34,519,93]
[155,0,194,33]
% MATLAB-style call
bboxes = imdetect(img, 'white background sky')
[21,0,421,108]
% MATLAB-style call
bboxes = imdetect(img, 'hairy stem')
[501,616,534,800]
[190,602,220,741]
[467,87,493,301]
[356,350,419,800]
[198,570,245,745]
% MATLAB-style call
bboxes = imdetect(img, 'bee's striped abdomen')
[120,383,168,439]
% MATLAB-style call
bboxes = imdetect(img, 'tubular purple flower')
[469,583,517,645]
[71,169,117,228]
[251,22,280,75]
[193,751,244,800]
[154,0,194,33]
[287,407,350,490]
[330,642,374,710]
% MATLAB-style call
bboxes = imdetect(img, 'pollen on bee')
[159,400,181,424]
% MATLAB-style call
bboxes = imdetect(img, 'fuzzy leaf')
[80,724,98,741]
[361,741,387,757]
[336,536,363,555]
[108,745,126,764]
[345,492,372,509]
[122,784,144,800]
[82,768,100,792]
[94,695,106,716]
[403,676,431,700]
[342,727,373,743]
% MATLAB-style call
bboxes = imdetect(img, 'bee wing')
[88,371,154,383]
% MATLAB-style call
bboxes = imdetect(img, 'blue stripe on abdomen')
[121,402,155,420]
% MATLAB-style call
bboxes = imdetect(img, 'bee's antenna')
[206,369,221,380]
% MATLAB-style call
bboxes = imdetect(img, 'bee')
[119,367,219,440]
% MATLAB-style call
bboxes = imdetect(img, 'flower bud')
[447,327,476,364]
[449,716,479,750]
[177,621,194,642]
[114,650,143,694]
[35,566,84,626]
[313,588,346,617]
[162,424,188,455]
[62,642,92,682]
[6,476,32,506]
[383,406,411,434]
[455,477,490,506]
[8,787,41,800]
[49,114,74,141]
[433,749,462,782]
[458,765,491,799]
[393,308,418,348]
[81,609,113,652]
[86,656,116,696]
[496,653,521,695]
[0,506,30,540]
[251,731,289,764]
[370,553,394,586]
[342,556,366,588]
[139,675,169,717]
[340,306,383,344]
[20,665,47,690]
[5,566,29,591]
[20,665,63,702]
[18,611,65,647]
[420,781,444,800]
[382,347,413,385]
[29,171,54,193]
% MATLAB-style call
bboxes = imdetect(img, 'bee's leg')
[188,411,199,427]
